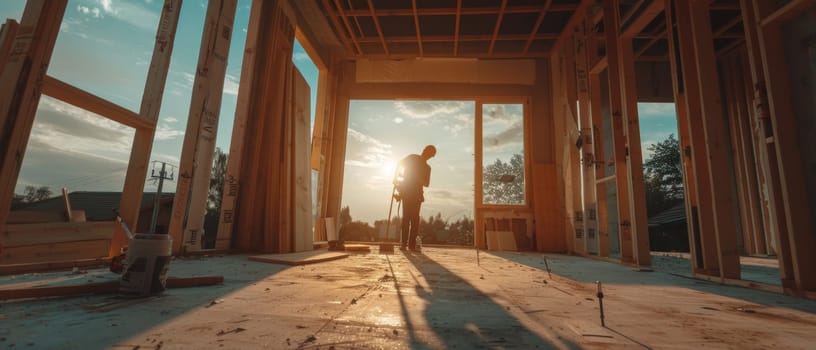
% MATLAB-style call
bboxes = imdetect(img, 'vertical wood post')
[0,0,67,249]
[168,0,237,254]
[114,0,182,257]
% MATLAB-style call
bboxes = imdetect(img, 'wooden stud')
[167,0,238,253]
[217,0,264,251]
[590,72,609,257]
[0,0,67,250]
[333,0,362,55]
[321,0,354,56]
[670,0,721,275]
[621,0,665,38]
[687,0,741,280]
[602,0,634,263]
[551,0,594,56]
[752,0,816,292]
[61,188,72,222]
[575,16,599,255]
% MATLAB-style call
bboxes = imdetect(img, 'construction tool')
[109,208,133,274]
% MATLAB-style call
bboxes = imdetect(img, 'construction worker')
[394,145,436,251]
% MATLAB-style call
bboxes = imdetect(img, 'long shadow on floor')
[489,251,816,315]
[395,251,582,349]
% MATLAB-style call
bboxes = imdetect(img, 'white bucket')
[120,233,172,295]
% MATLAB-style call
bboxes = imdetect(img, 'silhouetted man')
[395,145,436,251]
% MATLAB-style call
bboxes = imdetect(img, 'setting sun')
[380,159,397,178]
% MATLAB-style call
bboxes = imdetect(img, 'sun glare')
[381,159,397,178]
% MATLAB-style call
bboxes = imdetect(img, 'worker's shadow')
[395,251,581,350]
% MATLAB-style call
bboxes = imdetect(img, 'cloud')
[155,124,185,140]
[344,128,393,169]
[484,121,523,150]
[164,116,179,123]
[393,117,403,124]
[394,101,468,119]
[638,102,677,119]
[74,0,160,32]
[443,113,473,136]
[223,74,240,95]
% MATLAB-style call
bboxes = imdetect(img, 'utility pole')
[149,161,175,234]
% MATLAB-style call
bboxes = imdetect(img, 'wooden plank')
[169,0,238,253]
[292,69,313,252]
[3,221,114,247]
[602,0,634,263]
[575,16,598,255]
[61,188,72,222]
[0,257,110,276]
[216,0,264,251]
[0,275,224,300]
[753,1,816,291]
[523,0,553,55]
[488,0,508,55]
[114,0,182,257]
[41,76,153,130]
[1,240,110,265]
[249,251,348,266]
[6,210,66,224]
[0,19,19,71]
[370,0,391,56]
[0,1,67,246]
[687,0,740,280]
[550,0,593,56]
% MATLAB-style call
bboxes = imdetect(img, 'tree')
[207,147,228,216]
[21,186,52,203]
[643,134,683,200]
[339,205,352,226]
[339,221,376,241]
[642,134,684,216]
[483,153,525,204]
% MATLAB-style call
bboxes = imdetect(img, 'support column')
[670,0,722,275]
[168,0,237,254]
[751,1,816,293]
[114,0,182,257]
[602,0,633,263]
[0,0,67,246]
[687,0,741,279]
[575,17,599,255]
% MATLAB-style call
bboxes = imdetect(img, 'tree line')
[338,205,474,246]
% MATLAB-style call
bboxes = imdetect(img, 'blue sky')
[2,0,676,224]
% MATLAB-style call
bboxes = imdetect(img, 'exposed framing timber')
[551,0,593,55]
[355,33,560,44]
[332,0,362,55]
[635,28,666,57]
[341,4,576,17]
[410,0,422,56]
[622,0,665,38]
[168,0,237,254]
[0,20,19,70]
[41,76,154,130]
[454,0,461,56]
[216,0,264,251]
[601,0,634,263]
[759,0,816,28]
[523,0,553,55]
[0,0,67,248]
[488,0,508,55]
[322,0,354,55]
[368,0,390,56]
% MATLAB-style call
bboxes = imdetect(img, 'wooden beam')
[347,0,365,44]
[342,4,576,17]
[113,0,182,257]
[590,72,610,257]
[0,275,224,300]
[355,33,560,44]
[168,0,237,254]
[41,76,153,130]
[759,0,816,28]
[3,221,114,247]
[488,0,508,55]
[635,28,666,57]
[0,20,19,71]
[217,0,264,251]
[0,0,67,250]
[523,1,553,55]
[321,0,354,55]
[622,0,665,38]
[333,0,362,55]
[61,188,72,222]
[368,0,390,56]
[551,0,594,55]
[410,0,422,56]
[714,15,742,38]
[454,0,461,56]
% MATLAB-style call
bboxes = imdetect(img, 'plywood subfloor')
[248,250,348,266]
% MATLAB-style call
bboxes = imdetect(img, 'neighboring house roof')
[648,203,687,227]
[15,191,174,221]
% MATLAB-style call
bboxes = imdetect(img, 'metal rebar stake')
[596,281,605,327]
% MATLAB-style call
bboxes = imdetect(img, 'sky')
[1,0,677,225]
